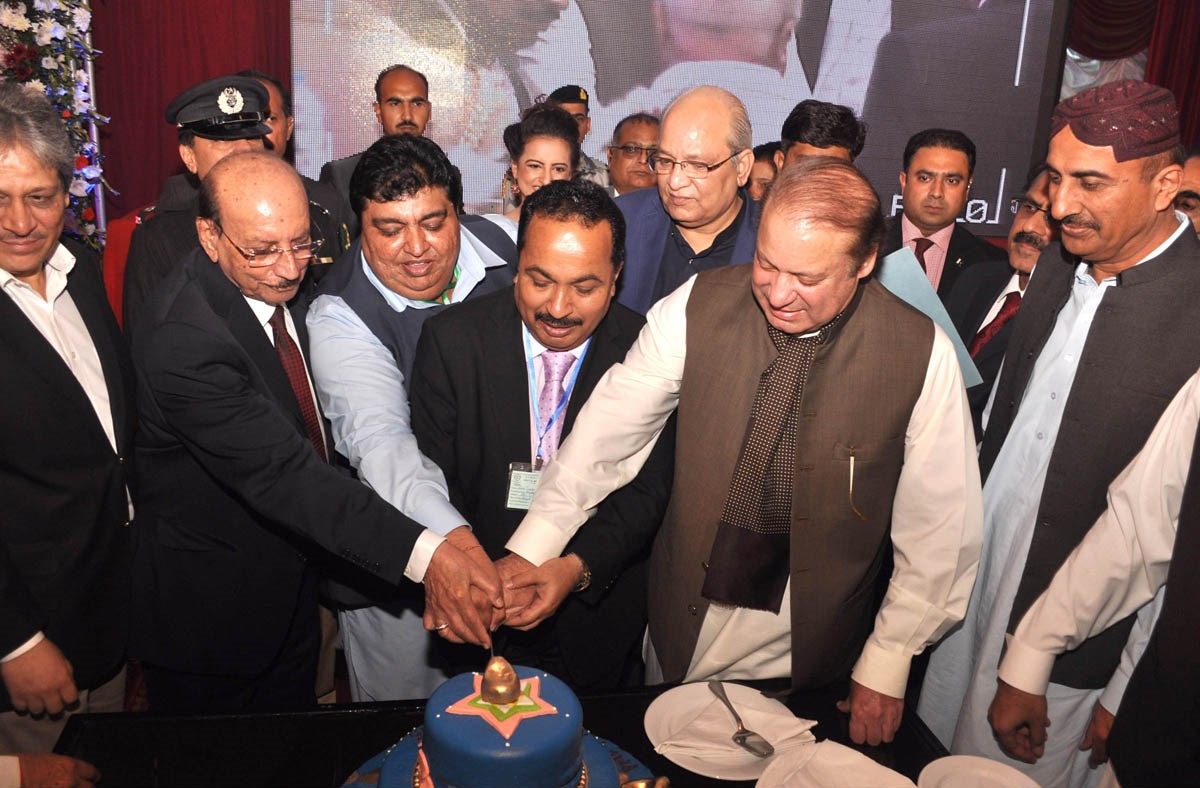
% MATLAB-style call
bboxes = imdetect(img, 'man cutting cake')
[498,156,982,745]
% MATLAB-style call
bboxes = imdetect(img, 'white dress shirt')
[509,275,982,699]
[999,365,1199,695]
[0,243,125,663]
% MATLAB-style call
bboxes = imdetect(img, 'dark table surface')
[56,679,947,787]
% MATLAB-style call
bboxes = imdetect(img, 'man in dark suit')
[944,166,1056,438]
[318,64,431,241]
[0,83,129,771]
[130,150,502,713]
[880,128,1007,302]
[410,181,673,690]
[122,75,347,336]
[616,85,757,315]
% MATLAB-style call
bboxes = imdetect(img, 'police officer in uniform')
[122,75,346,336]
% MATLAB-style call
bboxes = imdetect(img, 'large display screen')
[293,0,1067,235]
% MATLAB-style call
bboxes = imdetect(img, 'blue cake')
[377,665,622,788]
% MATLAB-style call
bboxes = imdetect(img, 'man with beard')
[919,80,1200,788]
[944,166,1057,438]
[880,128,1007,303]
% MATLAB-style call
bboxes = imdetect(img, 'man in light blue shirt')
[307,134,515,701]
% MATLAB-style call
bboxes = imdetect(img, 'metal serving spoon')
[707,680,776,758]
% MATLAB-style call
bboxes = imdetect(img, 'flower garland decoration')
[0,1,104,250]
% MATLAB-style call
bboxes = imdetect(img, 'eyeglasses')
[648,152,738,180]
[1010,198,1049,217]
[609,144,655,161]
[213,220,324,268]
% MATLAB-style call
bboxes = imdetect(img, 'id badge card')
[506,462,542,510]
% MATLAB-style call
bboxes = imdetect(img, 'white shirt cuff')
[505,514,571,566]
[997,633,1057,696]
[0,756,18,788]
[405,530,447,583]
[1098,669,1131,715]
[2,632,44,663]
[850,639,912,699]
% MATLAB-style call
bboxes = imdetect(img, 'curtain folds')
[1067,0,1158,61]
[92,0,290,217]
[1145,0,1200,148]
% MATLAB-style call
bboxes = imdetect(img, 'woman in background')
[488,103,580,239]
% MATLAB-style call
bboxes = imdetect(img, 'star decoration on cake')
[444,673,558,740]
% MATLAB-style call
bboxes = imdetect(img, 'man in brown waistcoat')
[918,80,1199,788]
[504,157,982,745]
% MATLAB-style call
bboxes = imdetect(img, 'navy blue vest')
[318,216,516,382]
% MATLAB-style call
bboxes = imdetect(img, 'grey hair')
[0,82,74,191]
[664,85,752,154]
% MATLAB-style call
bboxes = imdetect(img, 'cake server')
[707,680,776,758]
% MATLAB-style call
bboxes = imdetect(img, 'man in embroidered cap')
[919,79,1200,788]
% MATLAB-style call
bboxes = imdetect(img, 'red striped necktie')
[269,306,328,462]
[969,291,1022,358]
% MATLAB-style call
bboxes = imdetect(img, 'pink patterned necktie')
[537,350,575,462]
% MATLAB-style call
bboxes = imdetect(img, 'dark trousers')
[144,572,320,714]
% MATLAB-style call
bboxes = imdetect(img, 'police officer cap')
[165,75,271,140]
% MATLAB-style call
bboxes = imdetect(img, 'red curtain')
[91,0,290,217]
[1067,0,1157,60]
[1146,0,1200,148]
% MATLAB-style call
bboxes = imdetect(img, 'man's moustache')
[535,312,582,328]
[1013,231,1047,250]
[1061,214,1099,231]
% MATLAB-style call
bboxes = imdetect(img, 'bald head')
[197,152,312,305]
[655,86,754,239]
[663,86,752,154]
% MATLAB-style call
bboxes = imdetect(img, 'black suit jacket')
[130,249,425,677]
[0,238,133,711]
[410,289,673,689]
[880,218,1007,302]
[944,257,1015,438]
[318,152,363,240]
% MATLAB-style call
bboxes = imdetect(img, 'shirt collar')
[0,240,76,296]
[360,223,508,313]
[671,191,748,252]
[520,321,591,363]
[1074,212,1191,285]
[242,293,280,328]
[901,213,955,249]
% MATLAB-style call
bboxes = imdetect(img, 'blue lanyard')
[523,325,589,466]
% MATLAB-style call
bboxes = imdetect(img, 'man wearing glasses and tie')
[612,86,759,315]
[129,151,503,713]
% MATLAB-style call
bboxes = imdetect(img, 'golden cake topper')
[479,656,520,705]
